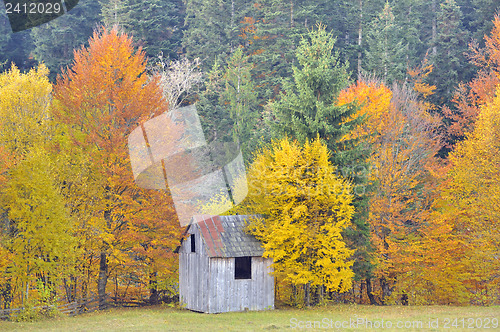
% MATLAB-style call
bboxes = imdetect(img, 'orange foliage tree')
[417,85,500,305]
[53,27,181,304]
[338,79,443,304]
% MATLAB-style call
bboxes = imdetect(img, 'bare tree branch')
[154,54,203,110]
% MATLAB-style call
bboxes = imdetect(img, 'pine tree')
[30,0,102,81]
[221,48,258,159]
[469,0,499,43]
[244,0,315,100]
[365,2,407,83]
[0,11,36,73]
[429,0,471,106]
[183,0,248,66]
[334,0,384,79]
[271,24,374,294]
[100,0,185,60]
[195,48,259,163]
[0,12,11,71]
[391,0,428,74]
[197,59,234,145]
[271,24,367,167]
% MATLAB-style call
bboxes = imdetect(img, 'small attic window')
[235,256,252,279]
[190,234,196,253]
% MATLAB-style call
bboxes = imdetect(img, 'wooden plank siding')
[179,225,211,313]
[205,257,273,313]
[179,218,274,313]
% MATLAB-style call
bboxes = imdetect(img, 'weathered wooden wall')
[179,224,274,313]
[179,226,210,313]
[207,256,274,313]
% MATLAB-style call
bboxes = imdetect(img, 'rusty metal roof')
[192,215,264,258]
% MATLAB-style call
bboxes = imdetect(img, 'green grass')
[0,304,498,331]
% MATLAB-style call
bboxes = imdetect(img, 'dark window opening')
[235,256,252,279]
[190,234,196,253]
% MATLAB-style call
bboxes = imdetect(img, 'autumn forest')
[0,0,499,311]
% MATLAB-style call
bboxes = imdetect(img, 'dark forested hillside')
[1,0,497,91]
[1,0,498,150]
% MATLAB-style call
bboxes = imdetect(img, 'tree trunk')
[401,291,409,305]
[275,276,278,303]
[230,0,235,52]
[63,278,73,303]
[231,0,234,28]
[359,279,364,304]
[98,252,108,309]
[384,25,388,81]
[149,271,159,305]
[432,0,437,56]
[365,278,378,305]
[304,282,311,307]
[83,266,89,300]
[357,0,363,79]
[1,281,12,309]
[114,271,119,300]
[379,277,391,303]
[82,254,91,300]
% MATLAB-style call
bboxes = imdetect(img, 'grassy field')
[0,304,498,331]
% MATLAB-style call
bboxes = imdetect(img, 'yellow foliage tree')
[0,64,76,307]
[337,80,393,143]
[432,85,500,304]
[0,64,51,154]
[241,137,355,306]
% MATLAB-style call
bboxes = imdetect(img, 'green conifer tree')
[245,0,315,99]
[271,24,364,165]
[469,0,499,43]
[100,0,185,60]
[365,2,407,83]
[270,24,374,293]
[429,0,471,106]
[197,48,258,163]
[183,0,246,66]
[390,0,428,76]
[30,0,101,80]
[0,12,11,71]
[221,48,258,159]
[0,11,36,73]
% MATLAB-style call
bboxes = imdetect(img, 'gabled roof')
[191,215,264,258]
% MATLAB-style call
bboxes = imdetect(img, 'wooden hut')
[177,215,274,313]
